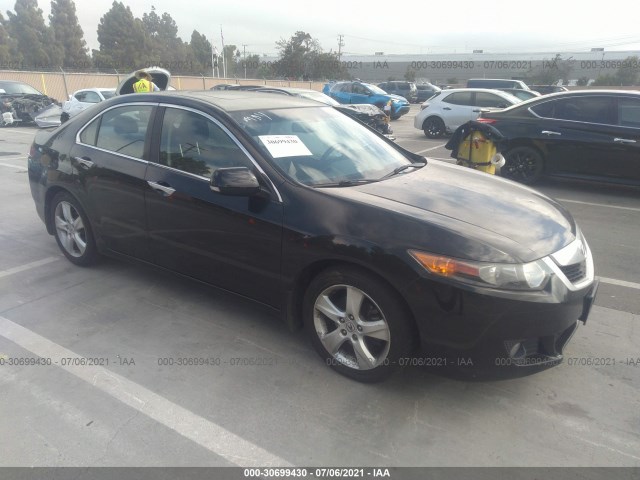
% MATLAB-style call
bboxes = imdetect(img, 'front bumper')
[403,237,598,373]
[392,104,410,117]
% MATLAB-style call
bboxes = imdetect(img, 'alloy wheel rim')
[54,201,87,257]
[313,284,391,370]
[508,151,538,180]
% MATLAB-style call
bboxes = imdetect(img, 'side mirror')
[210,167,261,196]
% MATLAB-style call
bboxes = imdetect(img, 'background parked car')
[323,81,411,119]
[0,80,58,126]
[251,87,393,136]
[377,81,418,103]
[414,88,521,138]
[467,78,531,90]
[530,85,570,95]
[478,90,640,185]
[416,83,442,102]
[61,88,116,123]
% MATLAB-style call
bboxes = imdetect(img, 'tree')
[0,13,18,65]
[189,30,212,72]
[404,66,416,82]
[93,2,146,71]
[49,0,90,69]
[273,31,348,80]
[592,56,639,86]
[6,0,52,68]
[526,54,573,85]
[576,76,589,86]
[142,8,186,70]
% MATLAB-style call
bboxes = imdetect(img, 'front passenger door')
[144,106,284,307]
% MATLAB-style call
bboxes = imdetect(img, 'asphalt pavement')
[0,108,638,470]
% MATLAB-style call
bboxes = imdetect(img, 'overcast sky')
[2,0,640,57]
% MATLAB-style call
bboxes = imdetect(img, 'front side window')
[158,108,251,177]
[79,105,153,160]
[553,97,615,124]
[617,97,640,128]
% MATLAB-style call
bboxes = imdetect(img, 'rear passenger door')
[70,103,155,260]
[439,91,475,129]
[144,106,284,307]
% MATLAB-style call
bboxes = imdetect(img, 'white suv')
[414,88,521,138]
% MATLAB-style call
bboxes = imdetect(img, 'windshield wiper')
[380,162,427,180]
[314,179,379,187]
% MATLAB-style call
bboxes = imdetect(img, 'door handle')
[72,156,94,169]
[613,137,637,144]
[147,181,176,196]
[443,107,452,110]
[472,109,481,113]
[541,130,561,136]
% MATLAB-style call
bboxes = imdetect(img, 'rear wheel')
[423,117,445,138]
[304,267,414,382]
[51,192,98,266]
[502,146,544,184]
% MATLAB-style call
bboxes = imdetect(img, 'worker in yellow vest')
[132,70,159,93]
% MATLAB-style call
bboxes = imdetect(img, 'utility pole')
[242,44,248,79]
[337,34,344,62]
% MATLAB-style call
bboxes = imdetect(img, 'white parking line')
[415,144,446,154]
[1,129,36,135]
[599,277,640,290]
[0,315,292,467]
[556,198,640,213]
[0,162,27,171]
[0,257,59,279]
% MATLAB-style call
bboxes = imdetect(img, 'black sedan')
[478,90,640,185]
[28,91,597,382]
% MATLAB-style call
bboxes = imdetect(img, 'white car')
[61,88,116,123]
[414,88,521,138]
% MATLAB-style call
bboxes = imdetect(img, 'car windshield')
[366,84,388,95]
[0,82,43,95]
[498,91,523,104]
[100,90,116,99]
[298,91,340,106]
[229,106,413,186]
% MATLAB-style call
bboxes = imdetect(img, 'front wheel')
[502,146,544,185]
[303,267,415,382]
[423,117,445,138]
[51,191,99,266]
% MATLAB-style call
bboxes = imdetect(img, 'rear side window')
[442,92,473,106]
[475,92,509,108]
[79,105,153,159]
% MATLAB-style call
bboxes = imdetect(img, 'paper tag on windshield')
[259,135,312,158]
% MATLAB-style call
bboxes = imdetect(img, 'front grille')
[559,261,586,283]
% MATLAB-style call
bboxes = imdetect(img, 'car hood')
[116,67,171,95]
[388,94,408,103]
[324,161,575,263]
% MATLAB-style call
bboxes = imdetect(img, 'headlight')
[409,250,552,291]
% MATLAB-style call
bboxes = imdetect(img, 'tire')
[303,267,415,382]
[502,146,544,185]
[50,191,99,266]
[423,117,446,138]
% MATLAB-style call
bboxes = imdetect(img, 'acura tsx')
[27,91,598,382]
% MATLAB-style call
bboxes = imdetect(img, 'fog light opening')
[509,342,526,359]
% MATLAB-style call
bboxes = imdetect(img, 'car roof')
[434,88,518,95]
[112,90,325,112]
